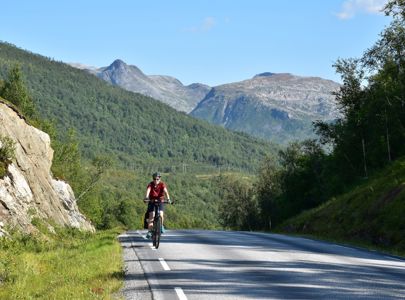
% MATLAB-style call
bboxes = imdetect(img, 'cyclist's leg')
[148,211,154,230]
[146,202,155,237]
[159,202,165,233]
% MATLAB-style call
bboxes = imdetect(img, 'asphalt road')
[119,230,405,300]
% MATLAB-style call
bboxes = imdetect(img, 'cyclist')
[144,172,171,239]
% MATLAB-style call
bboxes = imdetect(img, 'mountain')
[0,42,274,172]
[81,59,211,113]
[81,59,340,144]
[191,73,340,144]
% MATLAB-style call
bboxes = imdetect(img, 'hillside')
[278,158,405,254]
[0,42,275,172]
[191,73,340,144]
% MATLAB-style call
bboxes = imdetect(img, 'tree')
[0,65,36,118]
[256,154,283,229]
[52,128,82,182]
[76,155,113,200]
[217,174,258,230]
[384,0,405,19]
[277,140,327,218]
[315,58,369,179]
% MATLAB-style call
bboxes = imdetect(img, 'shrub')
[0,135,15,178]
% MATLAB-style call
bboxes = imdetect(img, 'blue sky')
[1,0,391,86]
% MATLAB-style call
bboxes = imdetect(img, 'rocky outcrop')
[0,100,94,235]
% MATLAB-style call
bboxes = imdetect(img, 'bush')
[0,135,15,178]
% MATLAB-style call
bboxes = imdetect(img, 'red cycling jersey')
[147,181,166,200]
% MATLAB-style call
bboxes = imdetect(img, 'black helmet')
[152,172,161,179]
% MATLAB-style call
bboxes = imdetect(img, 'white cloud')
[184,17,216,32]
[336,0,388,19]
[202,17,216,31]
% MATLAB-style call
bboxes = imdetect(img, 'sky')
[0,0,392,87]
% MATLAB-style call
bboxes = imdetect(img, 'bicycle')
[146,199,172,249]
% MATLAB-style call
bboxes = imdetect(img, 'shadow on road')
[120,230,405,299]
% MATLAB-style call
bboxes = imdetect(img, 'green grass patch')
[0,227,124,299]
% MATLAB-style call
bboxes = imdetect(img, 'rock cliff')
[0,100,94,236]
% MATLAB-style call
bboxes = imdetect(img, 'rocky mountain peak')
[111,58,126,67]
[254,72,276,78]
[87,59,211,113]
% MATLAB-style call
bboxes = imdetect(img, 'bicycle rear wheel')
[153,216,161,249]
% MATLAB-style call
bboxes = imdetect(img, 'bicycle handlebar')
[144,198,174,204]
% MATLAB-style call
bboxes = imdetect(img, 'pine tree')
[0,65,36,118]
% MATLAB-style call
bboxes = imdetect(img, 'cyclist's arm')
[163,187,170,201]
[145,186,151,201]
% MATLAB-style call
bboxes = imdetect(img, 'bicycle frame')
[150,199,170,249]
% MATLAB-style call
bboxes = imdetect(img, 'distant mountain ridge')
[74,59,340,144]
[83,59,210,113]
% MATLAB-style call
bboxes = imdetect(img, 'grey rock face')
[0,100,94,233]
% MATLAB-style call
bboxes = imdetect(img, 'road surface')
[119,230,405,299]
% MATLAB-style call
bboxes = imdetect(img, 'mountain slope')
[278,158,405,253]
[191,73,340,144]
[0,42,274,171]
[83,59,210,113]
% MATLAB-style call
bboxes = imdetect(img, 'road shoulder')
[118,231,152,300]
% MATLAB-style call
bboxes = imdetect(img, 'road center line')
[159,258,171,270]
[385,256,402,261]
[136,230,148,240]
[175,287,188,300]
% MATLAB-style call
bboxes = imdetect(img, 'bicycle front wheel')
[153,216,161,249]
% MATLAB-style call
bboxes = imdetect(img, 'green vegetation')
[215,173,258,230]
[277,157,405,255]
[0,64,36,118]
[0,134,15,178]
[0,226,123,299]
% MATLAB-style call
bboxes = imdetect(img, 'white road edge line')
[159,258,171,270]
[175,287,188,300]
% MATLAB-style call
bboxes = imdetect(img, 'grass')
[277,158,405,257]
[0,226,124,299]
